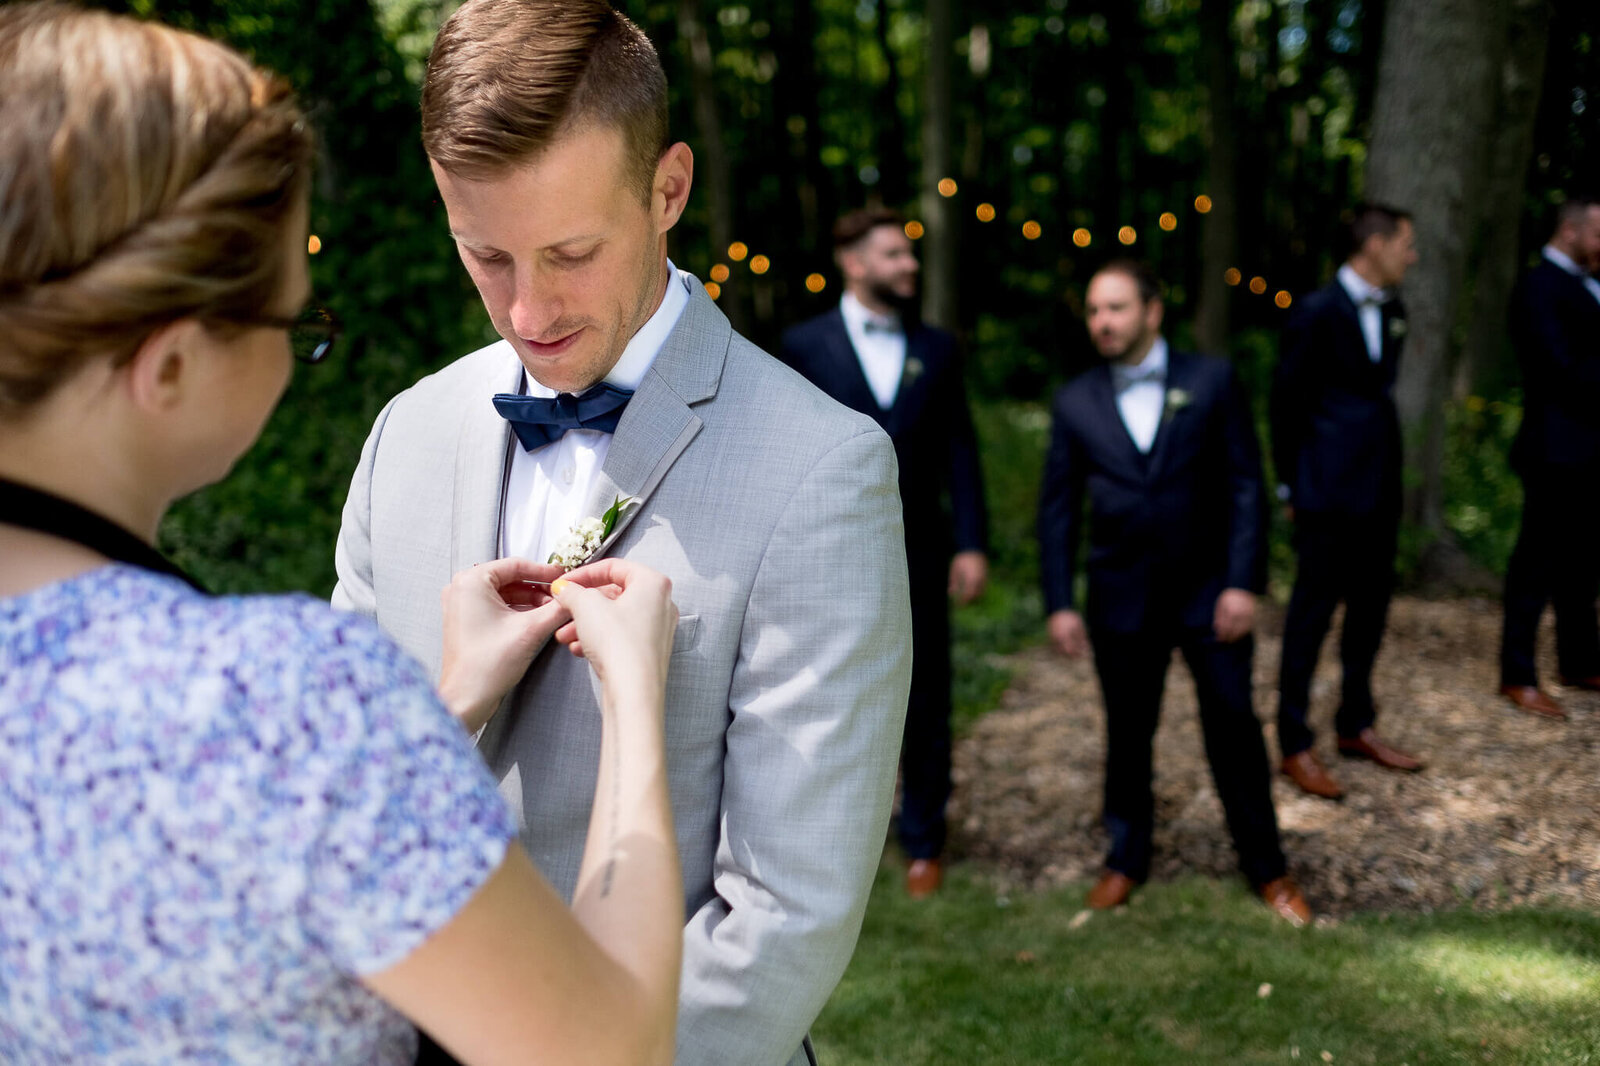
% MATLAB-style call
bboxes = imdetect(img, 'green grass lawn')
[814,861,1600,1065]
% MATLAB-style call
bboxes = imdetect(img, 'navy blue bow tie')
[493,382,634,451]
[1115,362,1163,388]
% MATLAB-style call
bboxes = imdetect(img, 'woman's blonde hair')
[0,2,313,413]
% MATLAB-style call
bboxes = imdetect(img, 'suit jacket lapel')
[452,347,520,571]
[1089,364,1149,479]
[1145,350,1188,481]
[885,325,933,437]
[819,310,887,424]
[580,272,720,555]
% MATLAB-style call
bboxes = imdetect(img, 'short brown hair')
[421,0,669,201]
[832,208,905,252]
[0,2,313,414]
[1343,202,1412,258]
[1091,258,1164,305]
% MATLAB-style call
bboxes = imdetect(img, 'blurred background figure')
[0,6,683,1063]
[780,207,989,900]
[1271,204,1423,802]
[1037,259,1307,925]
[1497,194,1600,719]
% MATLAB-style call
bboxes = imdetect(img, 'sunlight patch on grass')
[1398,935,1600,1006]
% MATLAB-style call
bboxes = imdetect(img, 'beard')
[867,278,918,314]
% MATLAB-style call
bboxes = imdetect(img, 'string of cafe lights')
[700,180,1295,311]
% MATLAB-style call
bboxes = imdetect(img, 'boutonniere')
[1388,317,1408,339]
[1163,387,1192,422]
[548,494,640,570]
[902,356,924,385]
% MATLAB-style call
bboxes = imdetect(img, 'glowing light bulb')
[1022,220,1042,240]
[1072,228,1092,248]
[805,273,827,293]
[749,254,771,275]
[1194,195,1213,214]
[904,220,925,240]
[728,242,748,262]
[976,203,996,222]
[937,178,958,197]
[710,263,730,283]
[705,281,722,299]
[1249,276,1267,295]
[1158,213,1177,231]
[307,235,323,254]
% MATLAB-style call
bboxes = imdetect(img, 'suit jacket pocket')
[671,614,701,657]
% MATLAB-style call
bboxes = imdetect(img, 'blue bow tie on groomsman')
[1114,361,1164,389]
[493,382,634,451]
[861,315,901,336]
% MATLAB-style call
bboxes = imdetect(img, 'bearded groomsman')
[779,208,989,899]
[1038,259,1308,924]
[1271,204,1423,802]
[1498,196,1600,719]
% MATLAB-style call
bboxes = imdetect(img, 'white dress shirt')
[501,263,691,563]
[1112,336,1168,454]
[839,291,906,410]
[1542,244,1600,306]
[1337,263,1387,363]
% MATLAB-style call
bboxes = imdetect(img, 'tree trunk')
[1456,0,1552,400]
[676,0,747,331]
[1194,0,1239,356]
[874,0,912,207]
[1364,0,1507,551]
[919,0,958,330]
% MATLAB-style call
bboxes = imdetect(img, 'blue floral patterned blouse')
[0,565,516,1064]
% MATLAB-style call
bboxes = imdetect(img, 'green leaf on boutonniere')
[600,494,639,539]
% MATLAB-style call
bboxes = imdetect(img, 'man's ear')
[123,318,204,414]
[1145,298,1165,335]
[652,142,694,234]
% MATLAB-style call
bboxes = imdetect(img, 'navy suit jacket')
[1509,258,1600,472]
[778,309,988,582]
[1037,348,1268,636]
[1269,278,1406,515]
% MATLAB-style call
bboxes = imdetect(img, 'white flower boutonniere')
[1388,317,1408,340]
[1163,387,1192,423]
[548,494,640,570]
[903,356,925,386]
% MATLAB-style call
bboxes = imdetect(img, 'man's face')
[1568,205,1600,271]
[842,224,919,308]
[432,125,685,394]
[1085,270,1161,363]
[1367,218,1419,289]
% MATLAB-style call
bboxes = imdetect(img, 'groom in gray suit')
[332,3,912,1064]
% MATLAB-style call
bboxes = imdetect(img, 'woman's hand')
[438,558,570,733]
[552,558,677,702]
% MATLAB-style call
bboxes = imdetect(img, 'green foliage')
[816,862,1600,1065]
[1442,394,1524,576]
[128,0,487,595]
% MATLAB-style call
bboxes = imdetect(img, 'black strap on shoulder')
[0,476,206,593]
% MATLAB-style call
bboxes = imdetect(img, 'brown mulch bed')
[948,597,1600,917]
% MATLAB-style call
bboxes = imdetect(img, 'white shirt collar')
[1337,263,1387,307]
[524,260,691,398]
[1113,335,1168,381]
[839,290,902,334]
[1542,244,1588,277]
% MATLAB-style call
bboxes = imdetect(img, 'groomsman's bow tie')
[1357,292,1387,309]
[1115,362,1163,388]
[862,316,901,335]
[493,382,634,451]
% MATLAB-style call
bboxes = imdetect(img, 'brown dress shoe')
[1086,870,1136,910]
[906,858,943,899]
[1337,728,1422,771]
[1259,877,1311,927]
[1559,674,1600,692]
[1500,684,1566,719]
[1280,750,1344,800]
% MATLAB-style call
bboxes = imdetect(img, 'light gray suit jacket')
[333,273,912,1066]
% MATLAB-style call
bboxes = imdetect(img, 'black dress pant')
[1091,625,1286,887]
[898,575,953,859]
[1277,507,1399,758]
[1500,465,1600,687]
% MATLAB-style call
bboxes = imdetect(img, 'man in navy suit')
[1498,196,1600,719]
[779,208,988,899]
[1038,259,1308,924]
[1271,204,1423,802]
